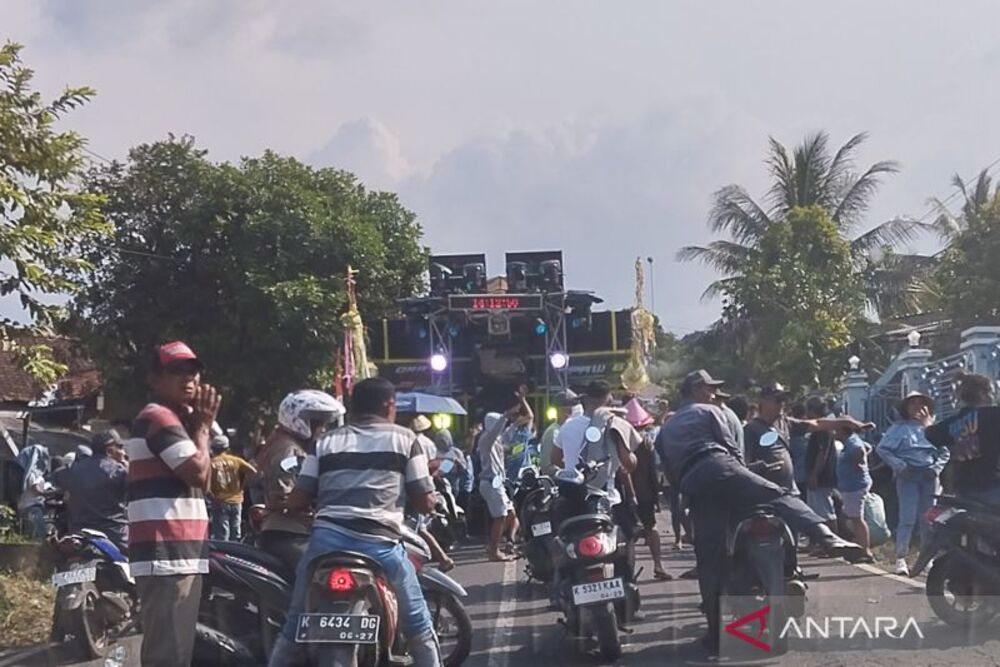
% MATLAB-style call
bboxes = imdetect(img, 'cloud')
[311,118,412,190]
[398,97,768,332]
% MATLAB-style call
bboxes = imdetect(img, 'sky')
[7,0,1000,334]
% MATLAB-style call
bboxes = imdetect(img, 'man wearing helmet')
[257,389,345,572]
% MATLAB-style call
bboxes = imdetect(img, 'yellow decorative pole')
[621,258,656,393]
[340,266,375,395]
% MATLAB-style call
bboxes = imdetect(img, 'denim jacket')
[876,420,950,475]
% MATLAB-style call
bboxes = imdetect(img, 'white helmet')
[278,390,346,440]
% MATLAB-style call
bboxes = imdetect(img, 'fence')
[842,326,1000,431]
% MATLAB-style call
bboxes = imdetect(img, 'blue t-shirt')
[837,434,872,493]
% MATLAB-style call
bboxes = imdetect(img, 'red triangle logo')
[724,605,772,653]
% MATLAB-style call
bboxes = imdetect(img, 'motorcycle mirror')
[279,456,300,473]
[584,426,603,444]
[759,431,780,448]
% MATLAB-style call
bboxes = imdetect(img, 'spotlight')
[534,318,548,336]
[545,406,558,421]
[430,353,449,372]
[549,352,569,370]
[432,413,453,430]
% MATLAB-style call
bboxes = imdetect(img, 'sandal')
[653,570,673,581]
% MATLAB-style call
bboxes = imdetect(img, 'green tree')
[725,207,864,389]
[679,131,927,320]
[71,136,427,438]
[0,42,108,385]
[932,170,1000,329]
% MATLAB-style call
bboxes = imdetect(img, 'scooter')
[720,432,808,656]
[197,526,472,666]
[515,467,558,583]
[551,459,639,662]
[913,494,1000,629]
[49,529,139,660]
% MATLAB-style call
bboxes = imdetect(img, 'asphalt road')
[4,510,1000,666]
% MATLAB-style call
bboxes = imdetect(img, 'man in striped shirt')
[126,341,220,667]
[269,377,440,667]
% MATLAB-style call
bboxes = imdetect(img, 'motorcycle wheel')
[69,588,110,660]
[592,602,621,663]
[926,555,997,629]
[425,590,473,667]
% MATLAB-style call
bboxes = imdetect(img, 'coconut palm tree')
[680,131,928,318]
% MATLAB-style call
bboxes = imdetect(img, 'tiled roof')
[0,336,101,403]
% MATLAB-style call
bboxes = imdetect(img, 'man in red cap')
[125,341,221,667]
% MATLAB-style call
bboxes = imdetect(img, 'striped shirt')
[295,416,433,542]
[126,403,209,576]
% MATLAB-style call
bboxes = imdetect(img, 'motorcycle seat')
[208,539,293,579]
[557,514,615,539]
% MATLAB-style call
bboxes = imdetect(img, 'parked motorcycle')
[912,494,1000,629]
[721,431,808,656]
[198,526,472,666]
[428,465,466,552]
[49,529,139,660]
[550,456,639,662]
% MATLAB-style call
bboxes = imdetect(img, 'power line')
[907,154,1000,225]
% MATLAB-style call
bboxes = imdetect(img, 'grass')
[0,569,54,648]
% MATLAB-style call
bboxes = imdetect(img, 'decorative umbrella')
[395,392,468,416]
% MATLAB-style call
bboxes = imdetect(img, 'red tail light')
[327,568,357,592]
[578,535,603,558]
[924,506,946,523]
[745,517,780,539]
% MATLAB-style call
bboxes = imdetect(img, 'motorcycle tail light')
[924,506,946,524]
[745,517,780,539]
[327,568,357,592]
[577,535,604,558]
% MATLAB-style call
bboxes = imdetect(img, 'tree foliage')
[933,171,1000,330]
[0,42,109,385]
[71,136,427,432]
[722,207,864,390]
[680,131,928,320]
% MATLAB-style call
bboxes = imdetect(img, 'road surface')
[3,510,999,666]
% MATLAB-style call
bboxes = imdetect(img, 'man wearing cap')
[58,430,128,549]
[657,369,869,653]
[877,391,950,576]
[126,341,220,667]
[539,389,579,476]
[744,384,801,493]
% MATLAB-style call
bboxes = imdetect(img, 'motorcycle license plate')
[571,577,625,606]
[531,521,552,537]
[51,567,96,588]
[294,613,380,644]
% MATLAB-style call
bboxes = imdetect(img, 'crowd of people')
[6,337,1000,663]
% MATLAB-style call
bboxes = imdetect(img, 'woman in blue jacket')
[876,392,950,576]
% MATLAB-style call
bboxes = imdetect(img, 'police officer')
[656,370,868,653]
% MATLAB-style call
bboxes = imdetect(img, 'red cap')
[156,341,203,370]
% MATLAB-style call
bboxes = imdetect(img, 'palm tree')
[679,131,928,318]
[929,169,996,241]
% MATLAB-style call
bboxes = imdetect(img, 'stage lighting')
[545,406,558,421]
[534,318,548,336]
[430,353,449,372]
[549,352,568,370]
[507,261,528,292]
[432,413,453,430]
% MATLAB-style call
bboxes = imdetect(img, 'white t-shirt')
[555,414,590,470]
[416,434,438,462]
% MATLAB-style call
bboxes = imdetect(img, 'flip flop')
[653,570,673,581]
[487,553,514,562]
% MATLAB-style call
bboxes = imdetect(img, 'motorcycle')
[49,529,139,660]
[721,431,808,656]
[514,467,558,583]
[912,494,1000,629]
[198,526,472,667]
[428,463,466,552]
[550,452,640,662]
